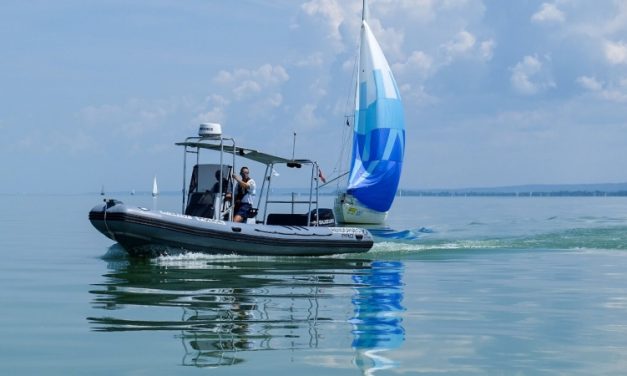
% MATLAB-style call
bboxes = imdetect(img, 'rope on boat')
[102,199,116,241]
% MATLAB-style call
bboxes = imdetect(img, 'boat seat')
[266,208,336,226]
[185,191,215,219]
[266,213,309,226]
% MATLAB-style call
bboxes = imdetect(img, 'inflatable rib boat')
[89,124,373,256]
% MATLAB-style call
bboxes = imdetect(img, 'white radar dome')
[199,122,222,138]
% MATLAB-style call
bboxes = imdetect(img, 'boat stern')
[334,193,388,225]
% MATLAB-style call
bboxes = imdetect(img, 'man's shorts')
[235,203,252,218]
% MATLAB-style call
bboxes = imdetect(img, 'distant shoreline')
[401,182,627,197]
[399,190,627,197]
[2,182,627,197]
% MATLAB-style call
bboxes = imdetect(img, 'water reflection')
[351,261,405,374]
[88,254,404,371]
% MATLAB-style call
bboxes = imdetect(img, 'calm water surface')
[1,194,627,375]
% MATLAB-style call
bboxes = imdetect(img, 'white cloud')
[399,83,438,106]
[409,50,434,71]
[442,30,476,58]
[439,31,494,64]
[194,109,225,125]
[194,95,228,125]
[375,0,476,21]
[301,0,346,46]
[393,50,433,77]
[440,0,471,10]
[576,76,603,91]
[576,75,627,102]
[603,0,627,35]
[531,3,565,23]
[365,17,406,60]
[13,127,101,155]
[79,104,124,126]
[211,64,290,118]
[601,89,627,102]
[604,40,627,65]
[78,97,206,142]
[295,0,492,114]
[308,78,328,98]
[480,39,495,61]
[511,58,539,95]
[510,55,556,95]
[233,80,262,100]
[293,53,325,68]
[215,64,289,87]
[294,103,323,130]
[374,0,438,22]
[263,93,284,108]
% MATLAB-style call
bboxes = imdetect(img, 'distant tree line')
[399,190,627,197]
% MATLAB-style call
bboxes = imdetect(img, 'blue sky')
[1,0,627,194]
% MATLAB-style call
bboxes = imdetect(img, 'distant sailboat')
[100,185,105,196]
[334,0,405,224]
[152,176,159,197]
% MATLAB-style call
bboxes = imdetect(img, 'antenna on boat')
[287,131,302,168]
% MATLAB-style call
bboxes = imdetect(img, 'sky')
[1,0,627,194]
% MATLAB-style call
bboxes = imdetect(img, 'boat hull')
[89,200,373,257]
[333,193,387,225]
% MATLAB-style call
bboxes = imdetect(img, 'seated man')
[232,167,256,223]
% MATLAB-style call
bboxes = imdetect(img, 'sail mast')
[346,0,406,213]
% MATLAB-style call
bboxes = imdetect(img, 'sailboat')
[334,0,405,224]
[152,176,159,197]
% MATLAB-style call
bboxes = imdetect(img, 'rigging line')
[333,50,359,185]
[319,171,349,189]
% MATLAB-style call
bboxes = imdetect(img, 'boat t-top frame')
[176,136,325,226]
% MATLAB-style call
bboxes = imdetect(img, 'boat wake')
[364,225,627,257]
[368,227,433,241]
[100,225,627,261]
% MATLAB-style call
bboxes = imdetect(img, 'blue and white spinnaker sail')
[347,0,405,213]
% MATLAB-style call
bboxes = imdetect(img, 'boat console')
[176,125,345,228]
[184,163,232,220]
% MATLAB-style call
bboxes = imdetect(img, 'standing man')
[232,166,256,223]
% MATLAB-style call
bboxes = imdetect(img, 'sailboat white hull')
[334,193,387,225]
[152,176,159,197]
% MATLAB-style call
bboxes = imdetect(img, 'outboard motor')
[309,208,336,226]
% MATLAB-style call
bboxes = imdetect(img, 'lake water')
[2,194,627,375]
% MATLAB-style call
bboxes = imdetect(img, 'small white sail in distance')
[152,176,159,197]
